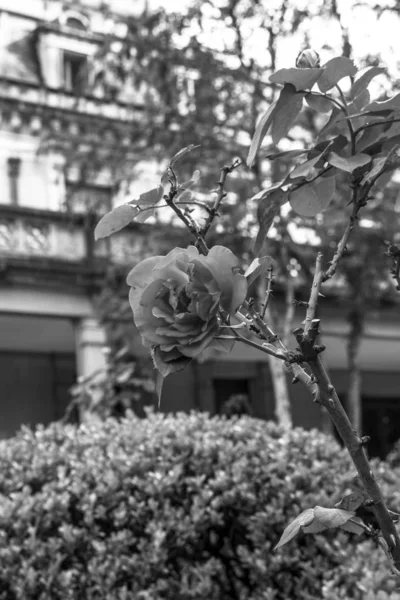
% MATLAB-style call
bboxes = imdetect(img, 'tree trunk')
[346,304,364,432]
[265,300,293,430]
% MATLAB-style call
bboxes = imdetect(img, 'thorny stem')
[167,161,400,571]
[201,158,242,238]
[294,260,400,573]
[323,188,360,282]
[304,252,323,341]
[261,265,274,320]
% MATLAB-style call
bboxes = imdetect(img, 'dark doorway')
[362,397,400,459]
[213,378,250,414]
[0,351,76,438]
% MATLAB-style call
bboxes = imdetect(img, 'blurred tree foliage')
[62,0,400,426]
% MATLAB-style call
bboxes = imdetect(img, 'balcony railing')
[0,77,142,123]
[0,204,190,268]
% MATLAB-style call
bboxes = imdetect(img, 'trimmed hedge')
[0,412,399,599]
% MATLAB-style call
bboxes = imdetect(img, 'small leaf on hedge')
[95,204,138,240]
[271,84,305,144]
[289,175,336,217]
[317,57,357,93]
[269,67,323,91]
[350,67,386,100]
[247,102,278,167]
[327,152,371,172]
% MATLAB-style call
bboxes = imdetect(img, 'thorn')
[360,435,371,446]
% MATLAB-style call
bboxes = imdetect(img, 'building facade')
[1,0,400,458]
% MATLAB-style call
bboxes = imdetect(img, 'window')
[213,378,251,415]
[335,395,400,459]
[65,183,112,214]
[63,51,88,94]
[65,17,87,31]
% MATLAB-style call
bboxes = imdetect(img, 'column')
[7,157,21,205]
[74,317,108,379]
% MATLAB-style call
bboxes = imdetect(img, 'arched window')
[60,11,89,31]
[65,17,86,31]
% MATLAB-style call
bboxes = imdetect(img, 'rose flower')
[127,245,247,375]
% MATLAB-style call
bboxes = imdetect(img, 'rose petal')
[152,247,191,285]
[205,246,248,313]
[126,255,163,307]
[179,323,220,357]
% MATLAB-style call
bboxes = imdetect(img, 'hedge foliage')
[0,412,399,599]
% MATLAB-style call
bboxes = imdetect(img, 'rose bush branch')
[94,50,400,576]
[293,255,400,572]
[201,158,242,238]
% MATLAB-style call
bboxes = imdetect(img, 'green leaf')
[350,67,386,100]
[360,145,400,185]
[312,135,348,157]
[181,170,201,189]
[364,93,400,112]
[269,67,323,91]
[137,185,164,207]
[244,256,277,287]
[289,175,336,217]
[318,106,343,138]
[253,188,288,255]
[317,57,357,93]
[169,144,201,166]
[327,152,371,173]
[94,204,137,240]
[274,508,315,550]
[334,490,366,512]
[265,149,308,160]
[271,84,305,145]
[289,152,327,179]
[305,93,333,113]
[303,506,355,533]
[339,517,365,535]
[247,102,278,168]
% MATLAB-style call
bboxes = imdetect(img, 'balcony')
[0,77,142,123]
[0,204,190,290]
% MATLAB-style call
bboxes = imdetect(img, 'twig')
[233,328,285,359]
[164,188,209,255]
[304,252,324,342]
[355,117,400,138]
[323,190,360,282]
[201,158,242,237]
[261,265,274,319]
